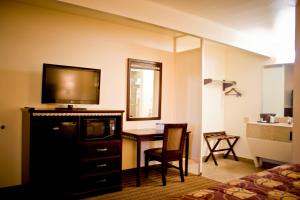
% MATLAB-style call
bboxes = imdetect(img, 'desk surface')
[122,128,164,136]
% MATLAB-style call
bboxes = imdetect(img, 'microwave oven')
[81,117,117,140]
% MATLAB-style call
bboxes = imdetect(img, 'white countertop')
[248,121,293,128]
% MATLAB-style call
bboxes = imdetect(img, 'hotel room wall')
[224,46,269,159]
[202,40,269,159]
[292,3,300,163]
[0,1,177,187]
[202,40,226,156]
[174,48,202,161]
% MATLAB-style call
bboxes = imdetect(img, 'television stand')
[21,108,124,198]
[55,105,87,111]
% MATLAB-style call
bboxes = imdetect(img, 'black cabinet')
[21,108,124,198]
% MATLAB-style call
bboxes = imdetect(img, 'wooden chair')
[144,123,188,186]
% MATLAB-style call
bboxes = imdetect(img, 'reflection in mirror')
[127,58,162,121]
[262,63,294,117]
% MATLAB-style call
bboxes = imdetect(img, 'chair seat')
[144,148,162,157]
[145,148,182,159]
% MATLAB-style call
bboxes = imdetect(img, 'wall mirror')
[262,63,294,117]
[127,58,162,121]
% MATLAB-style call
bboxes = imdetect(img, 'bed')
[172,164,300,200]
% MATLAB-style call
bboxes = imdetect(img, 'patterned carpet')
[86,167,220,200]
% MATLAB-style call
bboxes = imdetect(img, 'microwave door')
[82,118,116,140]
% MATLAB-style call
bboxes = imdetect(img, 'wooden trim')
[126,58,162,121]
[21,111,30,184]
[21,108,124,114]
[126,59,131,121]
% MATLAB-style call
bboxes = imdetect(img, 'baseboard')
[122,163,173,174]
[122,167,144,174]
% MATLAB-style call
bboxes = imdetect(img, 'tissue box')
[156,123,164,130]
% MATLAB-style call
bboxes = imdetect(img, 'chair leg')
[161,162,166,186]
[179,158,184,182]
[145,154,149,178]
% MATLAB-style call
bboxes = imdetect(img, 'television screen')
[42,63,101,104]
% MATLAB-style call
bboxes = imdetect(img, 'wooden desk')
[122,128,190,187]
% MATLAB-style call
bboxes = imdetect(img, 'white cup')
[270,116,275,123]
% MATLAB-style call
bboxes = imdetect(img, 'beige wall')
[174,48,202,161]
[202,40,226,133]
[292,2,300,163]
[0,1,177,187]
[202,40,269,159]
[224,46,269,159]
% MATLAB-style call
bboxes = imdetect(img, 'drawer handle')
[96,148,108,152]
[95,179,107,184]
[153,136,163,140]
[52,127,60,131]
[96,163,107,168]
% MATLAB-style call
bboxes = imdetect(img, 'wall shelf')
[204,78,236,91]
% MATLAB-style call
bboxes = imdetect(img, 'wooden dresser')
[21,108,124,198]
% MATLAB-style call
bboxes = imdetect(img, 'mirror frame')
[126,58,162,121]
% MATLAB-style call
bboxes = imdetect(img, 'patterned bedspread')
[172,164,300,200]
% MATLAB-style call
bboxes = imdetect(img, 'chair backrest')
[162,123,187,155]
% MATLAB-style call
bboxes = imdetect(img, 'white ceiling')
[27,0,295,59]
[146,0,295,32]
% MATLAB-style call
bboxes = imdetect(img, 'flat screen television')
[42,63,101,105]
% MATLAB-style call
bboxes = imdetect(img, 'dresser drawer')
[79,173,122,192]
[80,140,121,158]
[80,157,121,175]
